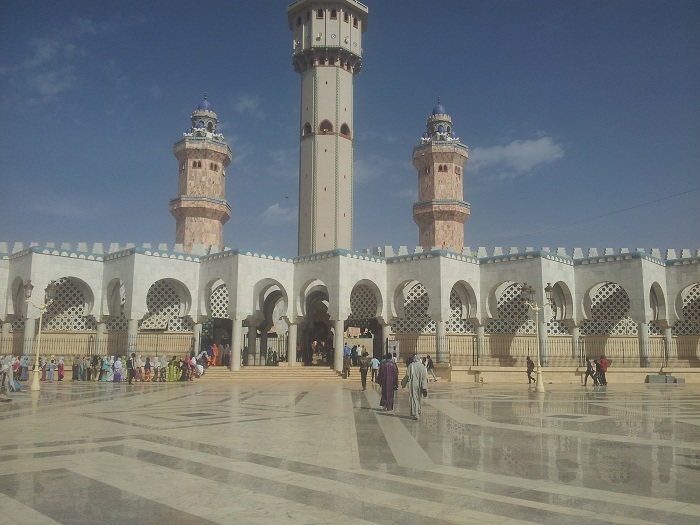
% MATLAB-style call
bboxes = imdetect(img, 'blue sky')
[1,0,698,257]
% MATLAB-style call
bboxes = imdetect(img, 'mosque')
[1,0,698,382]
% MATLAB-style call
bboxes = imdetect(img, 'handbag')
[421,388,428,398]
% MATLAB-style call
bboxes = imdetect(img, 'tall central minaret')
[170,95,232,253]
[288,0,368,255]
[412,101,470,252]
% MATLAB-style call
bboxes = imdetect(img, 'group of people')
[583,356,609,386]
[372,352,432,421]
[0,352,212,399]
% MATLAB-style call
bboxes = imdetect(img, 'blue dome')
[432,103,446,115]
[438,124,445,133]
[422,132,429,139]
[197,97,212,111]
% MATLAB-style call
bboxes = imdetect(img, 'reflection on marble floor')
[1,380,699,525]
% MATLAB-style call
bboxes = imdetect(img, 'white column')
[663,326,674,361]
[287,322,298,367]
[638,322,650,367]
[23,318,36,356]
[475,324,485,361]
[571,325,581,361]
[192,323,202,356]
[2,321,12,353]
[538,316,548,366]
[127,318,138,355]
[381,323,391,358]
[436,320,447,363]
[247,326,257,366]
[333,319,345,373]
[231,318,242,371]
[96,321,107,355]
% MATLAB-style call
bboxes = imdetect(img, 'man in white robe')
[401,354,428,420]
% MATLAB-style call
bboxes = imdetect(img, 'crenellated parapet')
[2,242,698,265]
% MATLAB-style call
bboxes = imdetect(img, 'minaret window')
[296,16,301,26]
[344,12,349,23]
[340,123,351,137]
[302,122,313,136]
[353,17,358,28]
[330,9,337,19]
[319,120,333,134]
[207,122,213,132]
[316,9,324,19]
[306,11,310,21]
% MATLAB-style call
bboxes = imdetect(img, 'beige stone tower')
[170,95,232,253]
[412,101,470,251]
[288,0,368,255]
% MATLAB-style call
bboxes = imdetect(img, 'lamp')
[24,280,58,392]
[521,282,554,393]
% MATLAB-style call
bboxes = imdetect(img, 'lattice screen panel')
[349,285,377,320]
[392,283,435,334]
[107,315,128,332]
[485,283,535,335]
[447,289,474,334]
[140,279,192,332]
[580,282,637,335]
[209,284,230,319]
[673,283,700,335]
[44,277,97,331]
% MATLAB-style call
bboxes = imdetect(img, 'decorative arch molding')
[339,123,351,138]
[547,281,573,335]
[204,278,231,319]
[485,282,535,335]
[673,282,700,336]
[348,280,383,321]
[44,276,97,331]
[298,279,329,319]
[580,281,637,336]
[7,276,26,318]
[105,278,125,318]
[140,278,193,332]
[319,119,333,134]
[447,283,475,334]
[649,282,667,323]
[392,280,434,334]
[487,280,519,321]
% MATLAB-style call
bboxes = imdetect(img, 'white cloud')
[261,202,297,225]
[27,66,77,98]
[469,136,564,181]
[231,94,264,118]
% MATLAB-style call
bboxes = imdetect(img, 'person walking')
[370,355,380,383]
[426,355,437,382]
[126,353,135,384]
[583,357,598,386]
[599,355,609,385]
[526,356,535,384]
[358,351,371,391]
[402,354,428,420]
[377,353,399,411]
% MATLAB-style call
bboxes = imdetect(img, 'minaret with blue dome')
[170,94,232,253]
[288,0,368,255]
[412,100,470,251]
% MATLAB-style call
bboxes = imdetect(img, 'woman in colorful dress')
[168,356,176,382]
[144,357,151,382]
[20,355,29,381]
[46,358,57,382]
[113,356,123,382]
[57,357,65,381]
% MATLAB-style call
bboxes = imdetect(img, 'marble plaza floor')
[1,377,699,525]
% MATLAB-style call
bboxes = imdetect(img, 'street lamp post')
[521,283,554,393]
[24,280,58,392]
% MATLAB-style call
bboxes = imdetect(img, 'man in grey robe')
[401,354,428,420]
